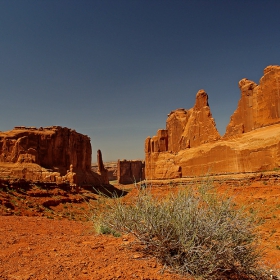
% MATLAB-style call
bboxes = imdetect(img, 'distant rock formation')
[145,65,280,179]
[117,160,145,184]
[92,161,117,181]
[0,126,108,186]
[96,149,109,184]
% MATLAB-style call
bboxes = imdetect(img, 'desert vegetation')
[95,181,279,280]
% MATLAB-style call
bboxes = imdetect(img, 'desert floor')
[0,180,279,279]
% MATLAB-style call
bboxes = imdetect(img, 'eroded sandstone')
[0,126,108,186]
[145,65,280,180]
[225,65,280,136]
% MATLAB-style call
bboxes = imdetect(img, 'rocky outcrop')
[117,160,145,184]
[145,90,220,156]
[145,89,220,179]
[0,126,108,186]
[145,65,280,180]
[146,123,280,179]
[225,65,280,136]
[96,150,109,184]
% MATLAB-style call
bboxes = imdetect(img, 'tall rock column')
[180,90,221,149]
[96,149,109,184]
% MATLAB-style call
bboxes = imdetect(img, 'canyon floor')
[0,176,280,279]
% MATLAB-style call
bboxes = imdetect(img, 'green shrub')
[95,222,121,237]
[95,182,276,279]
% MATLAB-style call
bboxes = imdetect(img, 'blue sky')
[1,0,280,162]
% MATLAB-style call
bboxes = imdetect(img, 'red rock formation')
[0,126,108,186]
[146,123,280,179]
[117,160,144,184]
[145,65,280,180]
[145,89,220,179]
[145,129,168,154]
[225,65,280,137]
[179,90,221,149]
[96,149,109,184]
[166,109,188,153]
[164,90,220,153]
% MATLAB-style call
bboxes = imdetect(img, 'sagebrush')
[94,182,276,279]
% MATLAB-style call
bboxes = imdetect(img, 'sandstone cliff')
[0,126,108,186]
[145,65,280,180]
[225,65,280,136]
[145,90,220,156]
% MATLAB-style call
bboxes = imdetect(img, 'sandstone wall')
[145,65,280,179]
[0,126,108,186]
[145,90,221,156]
[225,65,280,136]
[145,124,280,179]
[117,160,144,184]
[167,90,221,152]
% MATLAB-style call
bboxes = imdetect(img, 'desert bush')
[95,182,275,279]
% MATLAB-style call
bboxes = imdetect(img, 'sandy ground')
[0,180,280,279]
[0,216,186,280]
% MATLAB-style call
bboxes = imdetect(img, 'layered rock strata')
[145,65,280,179]
[0,126,108,186]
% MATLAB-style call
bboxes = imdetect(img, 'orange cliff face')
[225,65,280,136]
[0,126,108,186]
[145,65,280,180]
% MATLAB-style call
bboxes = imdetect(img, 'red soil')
[0,216,185,280]
[0,180,279,279]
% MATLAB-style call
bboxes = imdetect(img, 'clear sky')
[1,0,280,162]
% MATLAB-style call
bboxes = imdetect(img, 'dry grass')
[94,181,279,279]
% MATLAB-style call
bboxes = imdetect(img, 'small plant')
[95,182,275,279]
[95,223,121,237]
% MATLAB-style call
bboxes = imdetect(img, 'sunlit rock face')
[224,65,280,137]
[145,65,280,180]
[0,126,108,186]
